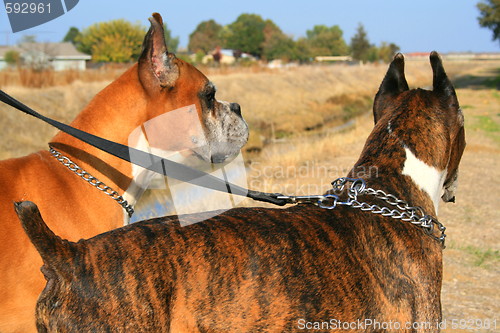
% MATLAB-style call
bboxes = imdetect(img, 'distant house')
[198,48,257,65]
[0,42,91,71]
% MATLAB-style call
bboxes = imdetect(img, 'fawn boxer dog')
[0,13,248,332]
[16,52,465,332]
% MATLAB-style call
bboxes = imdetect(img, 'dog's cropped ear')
[430,51,458,108]
[373,53,409,124]
[14,201,76,279]
[138,12,179,91]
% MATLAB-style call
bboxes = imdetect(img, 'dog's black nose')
[211,154,228,164]
[230,103,242,117]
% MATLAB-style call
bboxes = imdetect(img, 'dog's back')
[17,201,442,332]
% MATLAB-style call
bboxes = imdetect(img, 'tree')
[225,14,266,57]
[366,46,380,63]
[76,19,146,62]
[477,0,500,44]
[63,27,81,45]
[17,41,55,70]
[261,19,292,60]
[188,19,223,53]
[377,42,400,63]
[163,23,179,53]
[3,50,20,66]
[262,33,296,61]
[350,23,372,62]
[19,35,37,44]
[294,38,313,62]
[305,25,348,57]
[262,19,283,43]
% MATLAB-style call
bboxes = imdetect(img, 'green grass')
[463,246,500,267]
[468,115,500,145]
[453,67,500,89]
[274,130,292,139]
[483,73,500,89]
[447,241,500,267]
[473,115,500,133]
[341,96,373,121]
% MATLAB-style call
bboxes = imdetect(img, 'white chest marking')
[402,147,447,214]
[122,127,187,225]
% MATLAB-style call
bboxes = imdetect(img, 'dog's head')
[14,202,104,331]
[137,13,248,163]
[16,201,180,331]
[373,52,466,206]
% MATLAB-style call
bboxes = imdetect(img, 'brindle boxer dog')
[0,13,247,333]
[16,52,465,332]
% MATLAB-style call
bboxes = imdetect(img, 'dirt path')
[439,87,499,333]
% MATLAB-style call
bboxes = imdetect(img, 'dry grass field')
[0,60,498,331]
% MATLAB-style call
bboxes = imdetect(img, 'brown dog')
[16,52,465,332]
[0,13,248,332]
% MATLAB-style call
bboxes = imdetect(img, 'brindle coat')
[16,52,465,332]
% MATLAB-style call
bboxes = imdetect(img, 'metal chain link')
[277,177,446,247]
[49,147,134,217]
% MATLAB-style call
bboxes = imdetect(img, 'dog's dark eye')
[205,90,216,109]
[206,91,215,101]
[200,83,217,109]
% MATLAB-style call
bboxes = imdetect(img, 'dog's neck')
[49,64,148,210]
[349,120,444,216]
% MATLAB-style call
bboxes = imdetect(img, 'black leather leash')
[0,90,287,206]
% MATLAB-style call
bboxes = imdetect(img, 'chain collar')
[49,147,134,217]
[277,177,446,247]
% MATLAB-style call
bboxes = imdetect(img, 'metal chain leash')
[49,147,134,217]
[277,177,446,247]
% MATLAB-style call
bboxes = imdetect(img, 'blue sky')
[0,0,498,53]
